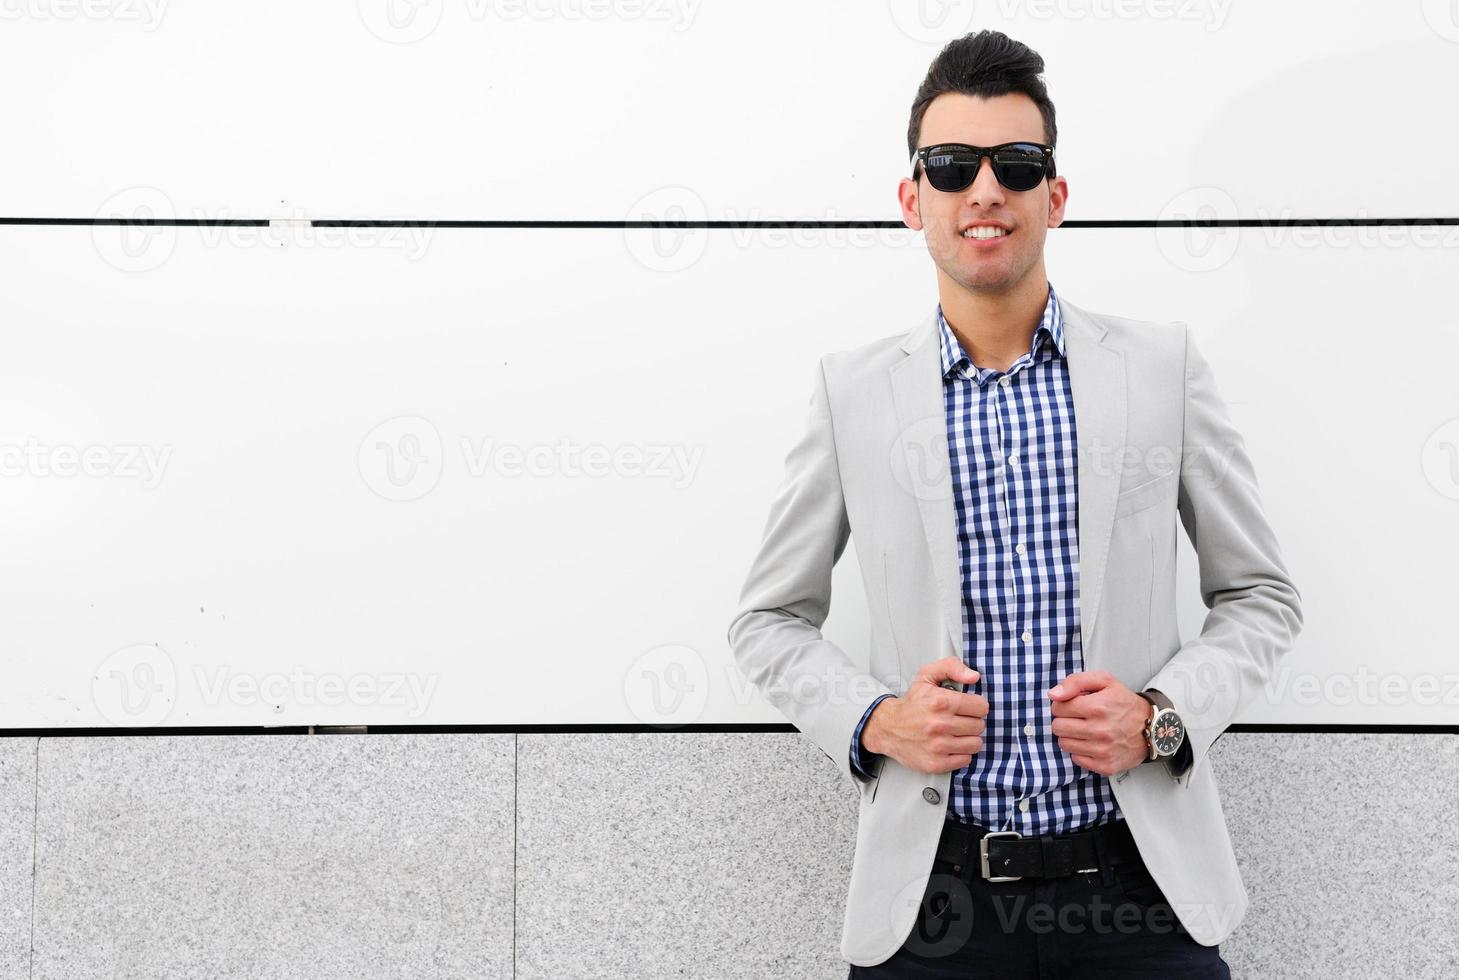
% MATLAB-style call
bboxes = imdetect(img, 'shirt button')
[1008,454,1019,466]
[1021,630,1032,643]
[999,375,1011,387]
[1023,723,1034,736]
[1015,543,1026,555]
[1019,800,1030,812]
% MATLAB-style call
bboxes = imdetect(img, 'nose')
[962,153,1007,210]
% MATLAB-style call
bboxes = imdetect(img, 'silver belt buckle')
[979,830,1023,882]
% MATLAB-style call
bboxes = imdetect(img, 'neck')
[937,269,1050,374]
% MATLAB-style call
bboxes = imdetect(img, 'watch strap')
[1139,692,1159,761]
[1140,688,1182,760]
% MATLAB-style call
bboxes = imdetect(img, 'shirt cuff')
[1166,733,1193,776]
[850,693,896,780]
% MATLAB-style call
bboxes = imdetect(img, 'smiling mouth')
[962,227,1010,240]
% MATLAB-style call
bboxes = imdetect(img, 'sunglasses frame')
[912,141,1056,193]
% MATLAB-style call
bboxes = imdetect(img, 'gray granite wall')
[0,733,1452,979]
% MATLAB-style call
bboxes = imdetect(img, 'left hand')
[1047,670,1150,776]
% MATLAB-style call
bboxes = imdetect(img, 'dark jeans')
[849,819,1231,979]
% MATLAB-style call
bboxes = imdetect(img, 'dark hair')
[907,30,1057,180]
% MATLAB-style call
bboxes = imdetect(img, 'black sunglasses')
[912,141,1055,193]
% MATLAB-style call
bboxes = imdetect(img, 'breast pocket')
[1105,471,1176,674]
[1113,471,1177,521]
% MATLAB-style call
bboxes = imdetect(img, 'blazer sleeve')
[1145,324,1305,787]
[726,356,898,792]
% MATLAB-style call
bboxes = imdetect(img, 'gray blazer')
[726,295,1304,966]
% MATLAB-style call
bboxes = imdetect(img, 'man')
[726,30,1303,977]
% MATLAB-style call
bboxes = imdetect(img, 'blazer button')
[922,787,941,805]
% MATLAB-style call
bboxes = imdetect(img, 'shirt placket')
[985,355,1037,832]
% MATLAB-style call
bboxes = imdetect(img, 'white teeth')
[963,227,1007,239]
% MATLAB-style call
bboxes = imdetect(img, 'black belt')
[934,816,1141,882]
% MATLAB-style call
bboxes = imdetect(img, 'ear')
[1047,174,1069,228]
[898,176,924,232]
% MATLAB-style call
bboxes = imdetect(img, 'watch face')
[1152,710,1184,756]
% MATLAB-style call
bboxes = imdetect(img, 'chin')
[959,266,1016,291]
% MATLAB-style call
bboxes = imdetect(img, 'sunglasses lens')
[924,148,980,193]
[992,147,1047,191]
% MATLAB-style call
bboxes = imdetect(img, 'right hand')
[863,657,988,774]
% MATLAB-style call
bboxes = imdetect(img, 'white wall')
[2,4,1456,728]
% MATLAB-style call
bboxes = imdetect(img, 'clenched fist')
[862,656,988,774]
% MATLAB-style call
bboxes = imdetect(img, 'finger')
[1048,670,1113,699]
[942,716,986,737]
[937,734,984,754]
[1056,736,1103,756]
[1050,718,1100,741]
[1049,694,1099,719]
[950,692,989,717]
[920,657,980,687]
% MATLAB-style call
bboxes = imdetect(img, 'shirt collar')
[937,282,1065,382]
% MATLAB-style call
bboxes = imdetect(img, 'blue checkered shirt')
[849,283,1126,834]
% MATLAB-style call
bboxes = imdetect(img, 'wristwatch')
[1139,689,1186,762]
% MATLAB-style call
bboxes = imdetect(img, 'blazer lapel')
[886,296,1127,674]
[888,309,965,662]
[1059,298,1126,664]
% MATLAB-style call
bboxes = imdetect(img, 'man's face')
[899,92,1068,294]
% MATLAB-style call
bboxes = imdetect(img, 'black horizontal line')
[0,217,271,227]
[0,722,1451,738]
[1,217,1458,229]
[314,218,1459,229]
